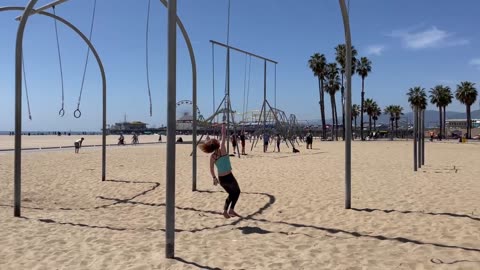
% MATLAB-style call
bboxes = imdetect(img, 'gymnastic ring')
[58,108,65,117]
[74,109,82,118]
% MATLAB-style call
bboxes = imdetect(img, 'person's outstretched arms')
[220,123,227,154]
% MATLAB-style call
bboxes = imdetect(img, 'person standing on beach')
[240,131,246,155]
[74,137,84,154]
[199,123,241,219]
[231,132,238,154]
[263,133,270,152]
[274,134,281,152]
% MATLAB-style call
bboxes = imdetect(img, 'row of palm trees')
[350,100,404,137]
[309,44,372,140]
[408,82,478,139]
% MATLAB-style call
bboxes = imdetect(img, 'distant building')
[177,113,193,131]
[445,119,480,129]
[109,121,148,133]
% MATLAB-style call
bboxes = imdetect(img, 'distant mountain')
[303,109,480,127]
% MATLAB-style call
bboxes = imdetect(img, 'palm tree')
[335,44,358,140]
[351,104,360,133]
[308,53,328,139]
[455,81,478,138]
[372,104,382,131]
[439,86,453,139]
[356,56,372,140]
[363,98,376,134]
[407,87,428,135]
[429,85,444,140]
[384,105,396,139]
[325,62,341,140]
[392,105,404,137]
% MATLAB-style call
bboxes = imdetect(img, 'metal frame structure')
[6,0,354,259]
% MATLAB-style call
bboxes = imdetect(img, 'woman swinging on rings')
[199,123,241,218]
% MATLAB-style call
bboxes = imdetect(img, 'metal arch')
[339,0,352,209]
[6,3,108,217]
[157,0,199,192]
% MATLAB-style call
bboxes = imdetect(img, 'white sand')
[0,137,479,269]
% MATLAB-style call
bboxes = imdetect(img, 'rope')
[145,0,153,116]
[75,0,97,118]
[52,6,65,117]
[242,54,247,122]
[22,55,32,120]
[212,43,215,117]
[245,56,252,119]
[274,64,277,109]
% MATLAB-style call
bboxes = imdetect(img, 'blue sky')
[1,0,479,131]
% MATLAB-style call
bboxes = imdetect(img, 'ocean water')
[0,131,101,135]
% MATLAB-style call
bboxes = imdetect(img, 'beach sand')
[0,136,479,269]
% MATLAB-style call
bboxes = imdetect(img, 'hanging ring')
[58,108,65,117]
[74,109,82,118]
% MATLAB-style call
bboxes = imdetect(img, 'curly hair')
[198,138,220,153]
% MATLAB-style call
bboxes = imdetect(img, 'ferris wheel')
[176,100,204,122]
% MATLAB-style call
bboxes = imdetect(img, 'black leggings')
[219,173,241,211]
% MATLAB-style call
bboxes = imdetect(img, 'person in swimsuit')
[199,123,241,219]
[275,134,281,152]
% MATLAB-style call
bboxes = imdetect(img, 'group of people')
[117,134,140,145]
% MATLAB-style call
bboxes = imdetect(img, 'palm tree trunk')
[374,118,377,131]
[330,93,336,141]
[354,116,357,134]
[334,97,339,141]
[391,119,394,140]
[395,118,399,138]
[443,106,447,139]
[369,116,372,134]
[360,78,365,140]
[318,78,327,140]
[467,105,471,139]
[438,106,442,141]
[341,73,345,141]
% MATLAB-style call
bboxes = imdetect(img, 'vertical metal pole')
[14,0,40,217]
[263,60,267,135]
[413,107,417,172]
[192,55,197,191]
[274,64,277,109]
[421,109,425,165]
[226,47,230,154]
[418,109,422,169]
[165,0,177,259]
[339,0,351,209]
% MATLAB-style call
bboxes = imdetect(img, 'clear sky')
[1,0,479,131]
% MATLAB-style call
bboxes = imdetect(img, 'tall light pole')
[339,0,352,209]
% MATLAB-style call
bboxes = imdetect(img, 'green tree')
[384,105,396,139]
[351,104,360,133]
[308,53,328,139]
[363,98,376,134]
[429,85,445,140]
[356,56,372,140]
[455,81,478,138]
[325,62,341,140]
[392,105,404,137]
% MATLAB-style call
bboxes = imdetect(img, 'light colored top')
[75,139,83,143]
[215,155,232,175]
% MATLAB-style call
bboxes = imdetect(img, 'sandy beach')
[0,136,479,269]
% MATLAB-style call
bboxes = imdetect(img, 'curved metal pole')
[158,0,198,191]
[339,0,352,209]
[3,4,107,216]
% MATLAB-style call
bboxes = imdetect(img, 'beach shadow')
[351,208,480,222]
[173,257,222,270]
[431,258,480,265]
[238,226,312,238]
[246,217,480,253]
